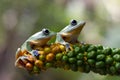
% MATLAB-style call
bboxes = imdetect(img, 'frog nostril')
[70,20,77,26]
[42,28,50,35]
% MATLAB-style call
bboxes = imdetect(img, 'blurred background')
[0,0,120,80]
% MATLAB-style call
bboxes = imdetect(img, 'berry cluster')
[15,43,120,75]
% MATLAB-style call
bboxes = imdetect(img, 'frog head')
[59,19,86,43]
[28,28,56,46]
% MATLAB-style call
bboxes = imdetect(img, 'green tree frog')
[56,19,86,51]
[16,28,56,57]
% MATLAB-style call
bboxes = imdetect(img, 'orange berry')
[52,46,60,54]
[26,63,33,70]
[46,53,54,61]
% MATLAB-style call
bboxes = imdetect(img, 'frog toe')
[15,48,23,60]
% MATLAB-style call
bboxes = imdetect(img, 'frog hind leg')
[55,33,71,51]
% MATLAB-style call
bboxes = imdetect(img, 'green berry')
[87,51,96,59]
[45,62,52,68]
[113,54,120,61]
[96,54,105,61]
[80,45,86,52]
[77,60,83,66]
[33,66,40,73]
[103,47,112,55]
[112,48,120,55]
[87,45,97,52]
[67,51,74,57]
[115,62,120,70]
[76,53,84,60]
[96,61,104,68]
[62,55,68,62]
[110,66,116,74]
[105,56,113,64]
[96,45,103,50]
[69,58,77,64]
[87,59,95,66]
[74,47,80,53]
[56,53,63,60]
[97,50,103,54]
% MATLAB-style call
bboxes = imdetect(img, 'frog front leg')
[26,41,38,56]
[26,41,33,51]
[55,33,71,51]
[26,41,40,58]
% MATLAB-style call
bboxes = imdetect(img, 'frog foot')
[31,50,40,59]
[15,56,28,68]
[62,42,72,52]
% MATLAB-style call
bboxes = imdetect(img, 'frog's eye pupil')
[42,28,49,35]
[70,20,77,26]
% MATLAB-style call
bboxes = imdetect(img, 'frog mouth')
[75,21,86,30]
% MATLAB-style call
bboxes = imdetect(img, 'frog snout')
[81,21,86,26]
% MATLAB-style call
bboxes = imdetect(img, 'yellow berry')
[59,45,65,51]
[46,53,54,61]
[38,51,45,55]
[39,54,46,61]
[44,47,51,54]
[35,60,43,68]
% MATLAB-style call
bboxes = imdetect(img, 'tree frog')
[16,28,56,58]
[56,20,86,50]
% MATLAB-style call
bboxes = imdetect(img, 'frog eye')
[42,28,50,35]
[70,20,77,26]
